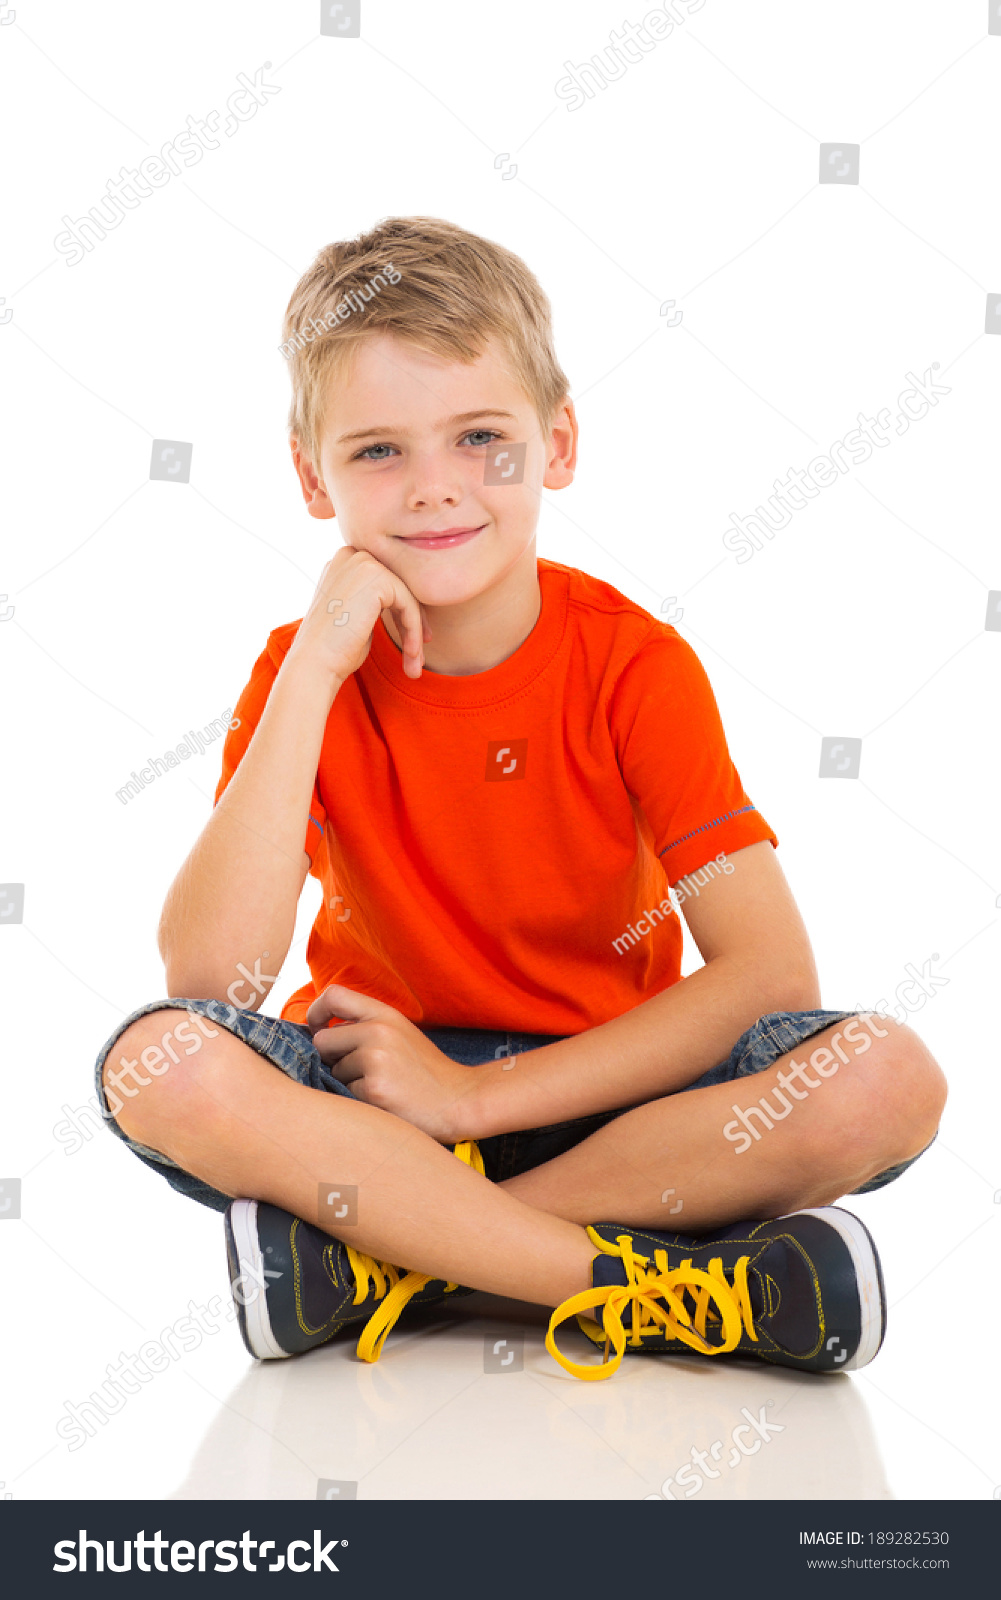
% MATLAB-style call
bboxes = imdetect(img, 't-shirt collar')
[368,559,568,706]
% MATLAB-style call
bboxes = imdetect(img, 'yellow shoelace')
[545,1226,759,1381]
[353,1139,485,1363]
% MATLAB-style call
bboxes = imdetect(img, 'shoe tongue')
[753,1238,820,1354]
[744,1263,766,1320]
[592,1253,629,1292]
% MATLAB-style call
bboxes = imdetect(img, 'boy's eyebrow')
[335,409,519,445]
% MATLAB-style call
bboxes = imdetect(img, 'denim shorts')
[92,1000,931,1213]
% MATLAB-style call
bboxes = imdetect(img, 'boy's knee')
[819,1021,946,1175]
[102,1006,223,1144]
[864,1022,947,1158]
[782,1022,946,1199]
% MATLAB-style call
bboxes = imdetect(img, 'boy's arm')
[462,839,821,1139]
[158,660,336,1005]
[158,548,428,1006]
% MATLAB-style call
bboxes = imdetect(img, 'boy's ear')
[291,437,335,520]
[542,398,578,491]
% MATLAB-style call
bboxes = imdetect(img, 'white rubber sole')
[788,1205,885,1372]
[228,1199,288,1361]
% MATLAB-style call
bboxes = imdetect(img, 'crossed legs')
[104,1010,946,1308]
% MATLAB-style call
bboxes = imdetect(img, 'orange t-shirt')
[214,559,777,1033]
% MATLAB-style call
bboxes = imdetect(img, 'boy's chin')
[382,552,506,610]
[404,573,494,609]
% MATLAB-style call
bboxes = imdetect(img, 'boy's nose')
[405,459,467,510]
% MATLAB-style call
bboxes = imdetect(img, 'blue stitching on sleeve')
[308,812,323,833]
[658,803,757,858]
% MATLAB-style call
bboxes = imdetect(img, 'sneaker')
[224,1138,484,1362]
[546,1206,886,1381]
[224,1198,472,1360]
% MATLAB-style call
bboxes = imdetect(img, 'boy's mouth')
[397,524,486,551]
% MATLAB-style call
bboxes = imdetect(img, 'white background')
[1,0,998,1501]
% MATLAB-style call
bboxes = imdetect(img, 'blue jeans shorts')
[92,1000,932,1214]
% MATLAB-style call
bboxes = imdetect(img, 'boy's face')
[293,332,577,608]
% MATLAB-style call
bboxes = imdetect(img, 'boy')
[94,217,946,1381]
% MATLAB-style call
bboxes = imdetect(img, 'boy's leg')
[500,1015,947,1229]
[106,1010,595,1306]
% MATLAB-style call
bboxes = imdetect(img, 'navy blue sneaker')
[225,1200,472,1361]
[225,1139,484,1360]
[547,1206,886,1380]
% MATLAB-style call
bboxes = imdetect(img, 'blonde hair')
[281,216,571,466]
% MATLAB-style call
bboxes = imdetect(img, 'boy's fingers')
[322,1050,365,1084]
[311,1023,365,1061]
[339,557,423,674]
[392,592,425,677]
[378,572,424,676]
[306,983,392,1032]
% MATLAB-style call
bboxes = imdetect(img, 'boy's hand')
[306,985,478,1143]
[285,547,431,691]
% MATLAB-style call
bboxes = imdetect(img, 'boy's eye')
[353,429,501,460]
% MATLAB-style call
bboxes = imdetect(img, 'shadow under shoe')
[546,1206,886,1381]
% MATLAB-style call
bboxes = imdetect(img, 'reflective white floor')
[3,1114,998,1503]
[166,1297,897,1502]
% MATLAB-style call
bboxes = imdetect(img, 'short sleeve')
[213,642,327,867]
[609,630,777,884]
